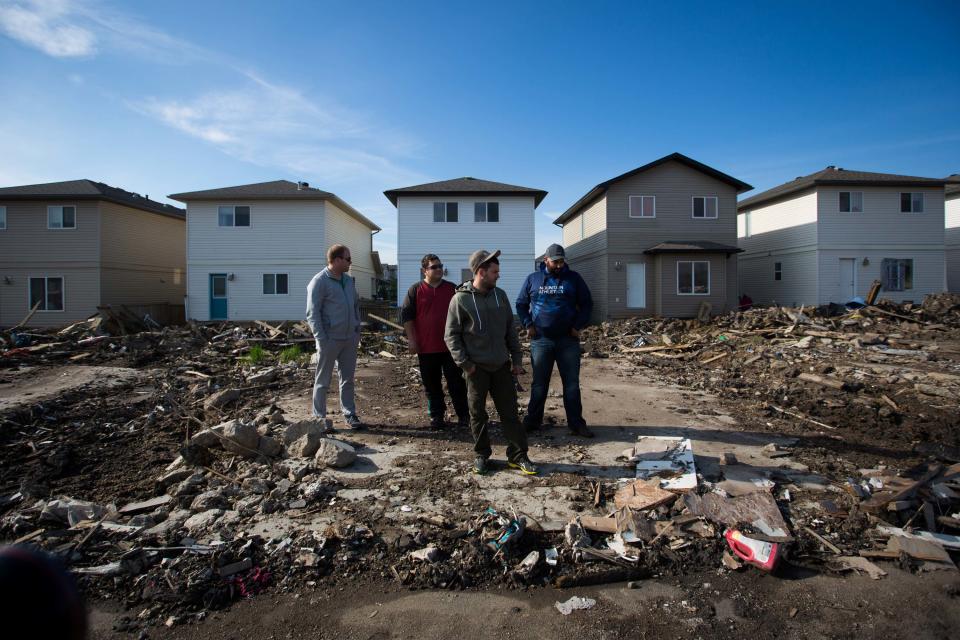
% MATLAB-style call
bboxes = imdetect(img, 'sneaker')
[344,414,366,430]
[507,457,539,475]
[569,423,594,438]
[429,416,445,430]
[473,455,490,475]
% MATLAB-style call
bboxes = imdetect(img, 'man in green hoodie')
[444,249,538,475]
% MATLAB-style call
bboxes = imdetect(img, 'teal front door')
[209,273,228,320]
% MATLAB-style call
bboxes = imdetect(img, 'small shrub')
[240,344,267,366]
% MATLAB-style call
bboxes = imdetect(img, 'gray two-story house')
[553,153,753,320]
[0,180,186,328]
[737,167,946,306]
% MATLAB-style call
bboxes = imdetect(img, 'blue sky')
[1,0,958,263]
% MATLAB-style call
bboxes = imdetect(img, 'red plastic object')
[724,529,780,571]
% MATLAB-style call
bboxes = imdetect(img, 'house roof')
[0,179,185,219]
[383,177,548,207]
[643,240,743,255]
[738,166,947,211]
[946,174,960,197]
[553,153,753,226]
[169,180,380,231]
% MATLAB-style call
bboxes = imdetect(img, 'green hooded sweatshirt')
[444,280,523,372]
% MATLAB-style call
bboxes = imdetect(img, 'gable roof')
[738,167,947,211]
[383,177,547,207]
[553,153,752,226]
[946,174,960,198]
[169,180,380,231]
[0,179,185,219]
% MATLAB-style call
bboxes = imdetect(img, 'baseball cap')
[546,244,565,260]
[468,249,501,273]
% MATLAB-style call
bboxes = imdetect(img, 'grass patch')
[279,345,304,364]
[240,344,267,366]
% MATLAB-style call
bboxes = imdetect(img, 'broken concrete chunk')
[188,425,224,448]
[301,480,327,502]
[314,438,357,468]
[241,477,271,494]
[257,435,283,458]
[287,432,323,458]
[278,459,314,482]
[190,490,229,512]
[247,367,278,384]
[409,546,442,563]
[555,596,596,615]
[183,509,223,532]
[156,468,192,489]
[204,388,241,411]
[284,419,328,444]
[119,495,172,516]
[221,420,260,458]
[218,557,253,576]
[143,509,191,538]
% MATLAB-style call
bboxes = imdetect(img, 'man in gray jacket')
[306,244,364,429]
[445,249,536,475]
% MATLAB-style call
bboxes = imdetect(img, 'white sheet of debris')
[631,436,697,491]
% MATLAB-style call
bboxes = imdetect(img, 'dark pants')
[417,351,469,420]
[466,363,528,463]
[524,335,586,430]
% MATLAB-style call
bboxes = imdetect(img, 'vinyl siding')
[946,195,960,292]
[657,253,729,318]
[0,267,100,327]
[185,199,328,320]
[396,196,535,307]
[818,249,944,305]
[99,201,186,306]
[738,248,819,307]
[0,200,100,327]
[737,189,818,253]
[325,201,376,299]
[816,187,944,247]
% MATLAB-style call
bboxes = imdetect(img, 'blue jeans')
[524,335,585,430]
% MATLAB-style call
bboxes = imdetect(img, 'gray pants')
[313,336,359,420]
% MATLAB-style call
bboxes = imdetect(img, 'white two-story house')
[384,177,547,305]
[737,167,947,306]
[946,175,960,292]
[170,180,380,322]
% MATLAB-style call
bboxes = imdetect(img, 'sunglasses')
[426,264,444,270]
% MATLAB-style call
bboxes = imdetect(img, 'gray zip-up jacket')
[306,267,361,341]
[444,281,522,372]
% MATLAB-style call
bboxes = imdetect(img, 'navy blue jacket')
[515,263,593,339]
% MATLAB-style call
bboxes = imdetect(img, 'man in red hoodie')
[401,254,470,429]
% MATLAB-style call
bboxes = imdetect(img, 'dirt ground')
[1,344,958,639]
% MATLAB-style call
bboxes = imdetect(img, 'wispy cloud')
[0,0,96,57]
[132,73,424,185]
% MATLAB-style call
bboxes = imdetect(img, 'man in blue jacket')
[516,244,594,437]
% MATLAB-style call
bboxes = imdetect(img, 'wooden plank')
[368,313,404,332]
[862,465,942,513]
[579,516,618,534]
[798,372,846,391]
[803,526,842,554]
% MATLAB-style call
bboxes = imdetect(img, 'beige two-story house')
[553,153,752,320]
[737,167,946,306]
[946,175,960,292]
[0,180,186,328]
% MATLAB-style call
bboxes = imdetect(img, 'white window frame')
[881,258,913,291]
[676,260,711,295]
[691,196,718,219]
[218,205,251,227]
[629,195,656,218]
[433,202,459,223]
[838,191,863,213]
[899,192,924,214]
[262,273,289,296]
[28,276,65,312]
[774,262,782,281]
[47,205,77,230]
[473,201,500,223]
[0,205,6,230]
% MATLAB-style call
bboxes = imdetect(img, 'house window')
[677,261,710,295]
[774,262,782,281]
[900,193,924,213]
[692,197,718,219]
[839,191,863,213]
[629,195,655,218]
[882,259,913,291]
[29,277,64,311]
[262,273,289,295]
[0,206,6,229]
[218,205,251,227]
[474,202,499,222]
[47,205,76,229]
[433,202,458,222]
